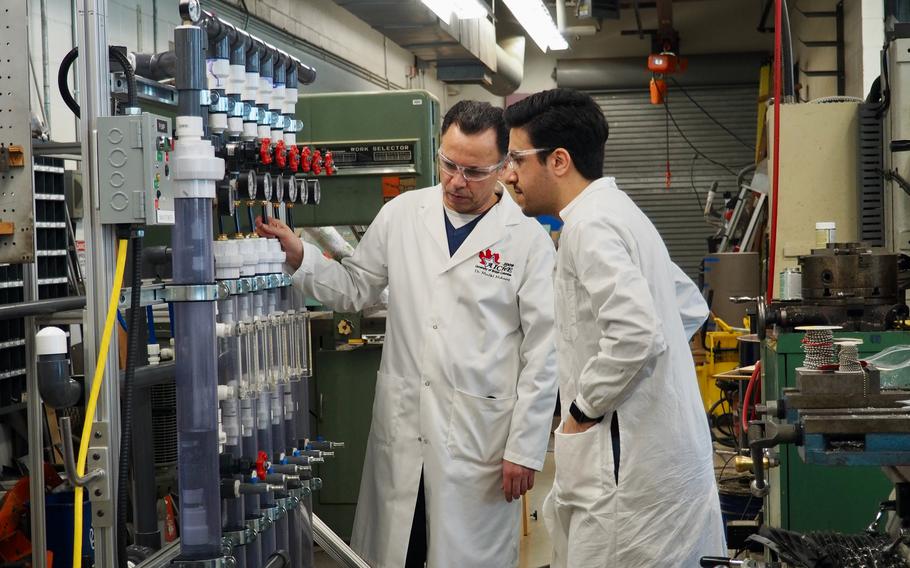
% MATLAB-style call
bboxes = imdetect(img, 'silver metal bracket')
[222,526,256,552]
[60,418,114,527]
[245,514,271,536]
[171,556,236,568]
[165,282,230,303]
[222,278,253,296]
[289,485,311,499]
[262,504,286,521]
[276,495,299,511]
[118,283,167,309]
[210,93,230,113]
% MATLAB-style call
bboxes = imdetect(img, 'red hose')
[766,0,783,302]
[742,360,762,433]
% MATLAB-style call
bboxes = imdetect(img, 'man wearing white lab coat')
[503,89,725,566]
[257,101,557,568]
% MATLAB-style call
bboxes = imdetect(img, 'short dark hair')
[504,88,608,181]
[441,100,508,156]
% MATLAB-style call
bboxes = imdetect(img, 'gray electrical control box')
[97,113,175,225]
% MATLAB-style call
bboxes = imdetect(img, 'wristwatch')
[569,401,604,424]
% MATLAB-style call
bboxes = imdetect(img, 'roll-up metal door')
[591,86,758,280]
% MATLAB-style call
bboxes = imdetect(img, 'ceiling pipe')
[556,0,599,37]
[489,36,525,96]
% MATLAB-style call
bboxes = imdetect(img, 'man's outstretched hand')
[255,216,303,270]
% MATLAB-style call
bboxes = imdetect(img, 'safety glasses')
[437,149,506,182]
[505,148,554,170]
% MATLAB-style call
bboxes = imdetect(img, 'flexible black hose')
[58,47,80,119]
[58,46,138,119]
[117,232,144,568]
[109,48,138,109]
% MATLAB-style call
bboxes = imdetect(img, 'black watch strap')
[569,401,604,424]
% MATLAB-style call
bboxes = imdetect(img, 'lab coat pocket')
[553,420,609,507]
[447,388,516,465]
[370,371,404,445]
[555,278,578,341]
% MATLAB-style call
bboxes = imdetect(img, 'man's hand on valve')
[255,216,303,271]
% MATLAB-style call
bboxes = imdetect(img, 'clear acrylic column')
[172,22,226,561]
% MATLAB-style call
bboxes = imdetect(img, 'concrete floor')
[313,447,557,568]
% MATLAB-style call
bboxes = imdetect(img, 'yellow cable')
[73,239,129,568]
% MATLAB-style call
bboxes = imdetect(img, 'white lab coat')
[544,178,725,567]
[291,185,557,568]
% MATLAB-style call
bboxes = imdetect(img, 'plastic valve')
[275,140,287,169]
[259,138,273,165]
[255,450,270,480]
[288,145,300,173]
[311,150,323,176]
[323,151,335,176]
[300,146,312,173]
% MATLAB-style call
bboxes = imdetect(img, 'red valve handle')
[312,150,323,176]
[275,140,287,169]
[256,450,270,480]
[324,151,335,176]
[259,138,272,166]
[288,145,300,173]
[300,146,312,174]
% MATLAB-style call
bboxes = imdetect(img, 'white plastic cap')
[214,239,243,280]
[254,238,271,274]
[36,326,67,356]
[815,221,836,230]
[238,238,259,277]
[175,115,204,138]
[269,240,286,273]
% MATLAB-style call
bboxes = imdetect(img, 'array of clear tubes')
[167,8,341,568]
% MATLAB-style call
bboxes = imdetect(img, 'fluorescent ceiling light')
[421,0,488,25]
[503,0,568,52]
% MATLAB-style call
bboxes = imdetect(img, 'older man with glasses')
[257,100,557,568]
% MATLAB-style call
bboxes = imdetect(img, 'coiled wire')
[801,329,836,369]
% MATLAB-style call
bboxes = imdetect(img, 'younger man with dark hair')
[503,88,725,566]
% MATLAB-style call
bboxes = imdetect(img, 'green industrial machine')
[296,90,440,539]
[762,331,910,533]
[295,90,440,226]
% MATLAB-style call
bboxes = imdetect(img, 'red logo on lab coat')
[478,249,500,266]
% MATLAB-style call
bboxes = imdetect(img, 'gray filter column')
[171,21,227,561]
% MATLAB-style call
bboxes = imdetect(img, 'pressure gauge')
[215,179,235,218]
[296,178,306,204]
[258,172,273,201]
[287,175,299,203]
[179,0,202,24]
[274,175,285,203]
[239,169,256,201]
[305,178,321,206]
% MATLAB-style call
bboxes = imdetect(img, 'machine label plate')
[321,141,417,169]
